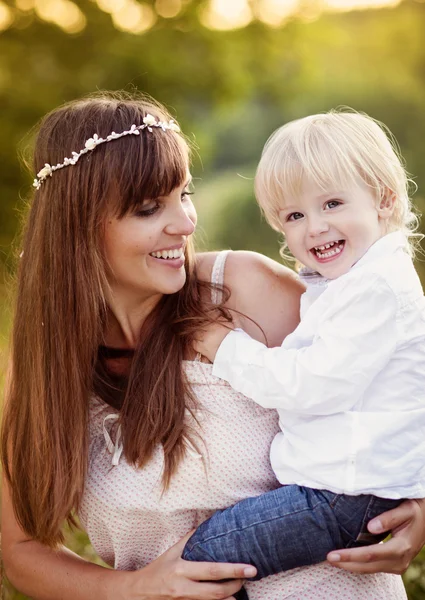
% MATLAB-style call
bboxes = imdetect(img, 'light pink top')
[79,251,406,599]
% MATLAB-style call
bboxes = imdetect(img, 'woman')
[2,91,424,599]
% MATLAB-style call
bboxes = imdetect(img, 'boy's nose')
[307,217,329,237]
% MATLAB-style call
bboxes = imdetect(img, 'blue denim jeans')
[182,485,401,600]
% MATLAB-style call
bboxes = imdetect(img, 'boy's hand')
[194,320,234,363]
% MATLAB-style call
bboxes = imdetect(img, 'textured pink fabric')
[79,362,406,598]
[78,252,406,598]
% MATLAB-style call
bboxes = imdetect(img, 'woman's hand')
[327,498,425,574]
[115,532,256,600]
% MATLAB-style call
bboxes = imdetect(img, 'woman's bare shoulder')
[196,250,305,346]
[195,251,221,282]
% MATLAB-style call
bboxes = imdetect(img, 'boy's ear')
[377,188,396,219]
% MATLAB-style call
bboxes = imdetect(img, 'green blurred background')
[1,0,425,597]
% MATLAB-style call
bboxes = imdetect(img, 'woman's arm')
[197,250,304,346]
[327,498,425,574]
[2,476,255,600]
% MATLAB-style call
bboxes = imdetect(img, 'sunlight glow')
[34,0,86,33]
[201,0,402,29]
[155,0,182,18]
[0,1,14,31]
[111,0,157,33]
[9,0,406,34]
[200,0,253,30]
[15,0,35,11]
[96,0,127,13]
[256,0,299,26]
[325,0,400,10]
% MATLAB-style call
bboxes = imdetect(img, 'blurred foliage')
[405,547,425,600]
[2,0,425,597]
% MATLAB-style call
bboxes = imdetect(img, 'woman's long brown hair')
[1,91,228,547]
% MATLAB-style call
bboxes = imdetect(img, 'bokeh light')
[0,1,14,31]
[256,0,300,26]
[96,0,127,13]
[200,0,253,30]
[32,0,86,33]
[15,0,34,11]
[325,0,400,9]
[93,0,157,33]
[6,0,408,34]
[111,1,156,33]
[155,0,183,18]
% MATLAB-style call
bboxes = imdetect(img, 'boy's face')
[278,178,394,279]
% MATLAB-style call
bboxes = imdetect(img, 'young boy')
[182,111,425,584]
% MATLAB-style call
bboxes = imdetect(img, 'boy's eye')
[287,212,304,221]
[325,200,342,209]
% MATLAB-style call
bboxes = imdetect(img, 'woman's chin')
[157,273,187,296]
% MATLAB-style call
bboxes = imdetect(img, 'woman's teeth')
[150,247,184,260]
[313,241,344,259]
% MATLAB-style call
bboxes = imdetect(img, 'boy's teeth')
[314,241,344,259]
[150,247,184,259]
[315,241,336,251]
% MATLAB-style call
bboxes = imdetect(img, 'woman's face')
[103,175,197,305]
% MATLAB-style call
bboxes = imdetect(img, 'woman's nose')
[165,204,197,236]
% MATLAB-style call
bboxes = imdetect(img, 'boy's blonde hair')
[255,109,419,257]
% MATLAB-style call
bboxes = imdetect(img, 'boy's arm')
[210,273,398,415]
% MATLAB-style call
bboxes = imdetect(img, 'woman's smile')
[149,243,186,269]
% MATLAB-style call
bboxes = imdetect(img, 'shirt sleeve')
[212,274,399,415]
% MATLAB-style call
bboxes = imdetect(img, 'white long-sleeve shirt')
[213,232,425,498]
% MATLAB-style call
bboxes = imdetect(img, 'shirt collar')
[298,231,408,287]
[298,267,328,287]
[351,231,409,271]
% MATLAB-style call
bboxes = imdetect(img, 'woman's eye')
[182,190,194,202]
[287,212,304,221]
[135,201,160,217]
[325,200,342,209]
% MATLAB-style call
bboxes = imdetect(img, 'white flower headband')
[33,114,181,190]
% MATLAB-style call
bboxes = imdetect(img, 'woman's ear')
[377,188,396,220]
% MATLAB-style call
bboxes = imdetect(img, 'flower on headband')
[143,114,157,126]
[85,133,100,150]
[33,117,182,189]
[37,164,53,179]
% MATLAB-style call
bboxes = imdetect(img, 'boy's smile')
[278,178,395,279]
[311,239,345,261]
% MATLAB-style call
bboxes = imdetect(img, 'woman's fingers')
[132,532,253,600]
[327,536,412,574]
[327,499,425,574]
[181,560,256,581]
[367,499,419,534]
[173,530,257,581]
